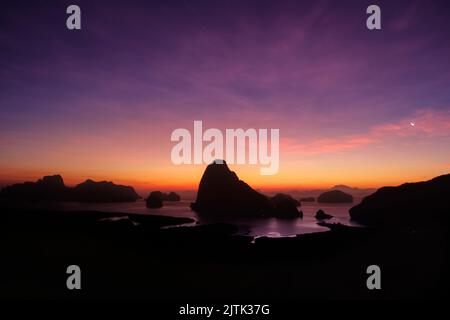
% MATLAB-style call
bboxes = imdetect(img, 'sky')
[1,0,450,192]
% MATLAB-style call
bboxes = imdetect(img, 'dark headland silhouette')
[350,173,450,227]
[190,160,301,218]
[0,174,140,202]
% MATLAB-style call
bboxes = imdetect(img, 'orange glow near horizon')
[1,157,449,196]
[2,1,450,198]
[1,107,449,193]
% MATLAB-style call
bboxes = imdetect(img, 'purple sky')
[1,0,450,189]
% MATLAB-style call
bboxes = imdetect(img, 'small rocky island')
[269,193,302,218]
[270,193,301,207]
[315,209,333,220]
[317,190,353,203]
[146,191,181,208]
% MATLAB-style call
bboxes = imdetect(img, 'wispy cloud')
[283,109,450,155]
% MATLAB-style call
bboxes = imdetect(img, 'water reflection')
[3,199,363,237]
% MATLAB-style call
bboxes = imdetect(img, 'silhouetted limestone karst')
[146,194,163,208]
[0,175,140,203]
[332,185,376,198]
[273,200,303,218]
[166,192,181,201]
[148,191,181,202]
[270,193,302,218]
[190,161,303,218]
[317,190,353,203]
[149,191,165,200]
[315,209,333,220]
[349,174,450,227]
[300,197,315,202]
[73,179,140,202]
[38,175,65,189]
[270,193,301,207]
[145,191,184,208]
[0,175,68,201]
[191,160,273,217]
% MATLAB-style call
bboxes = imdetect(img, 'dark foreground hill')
[350,173,450,227]
[0,206,447,300]
[1,173,449,299]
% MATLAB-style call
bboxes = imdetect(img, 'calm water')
[24,199,363,237]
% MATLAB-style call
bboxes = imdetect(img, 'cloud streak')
[283,109,450,155]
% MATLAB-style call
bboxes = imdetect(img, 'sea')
[15,199,364,237]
